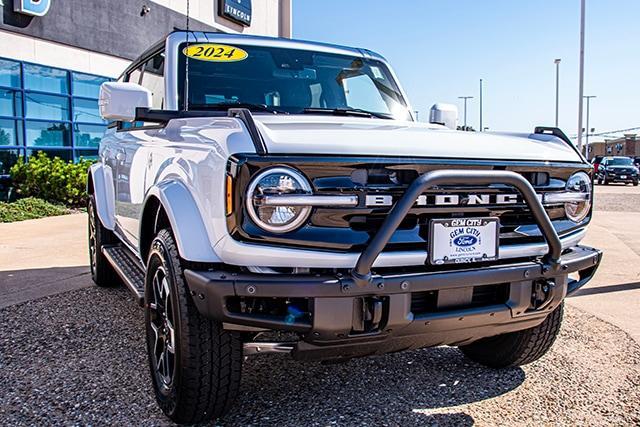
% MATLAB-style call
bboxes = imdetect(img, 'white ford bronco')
[89,31,602,423]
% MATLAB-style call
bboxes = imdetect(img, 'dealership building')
[0,0,291,175]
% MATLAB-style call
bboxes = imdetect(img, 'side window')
[120,51,165,130]
[140,51,165,110]
[128,65,144,85]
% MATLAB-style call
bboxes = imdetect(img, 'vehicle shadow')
[570,281,640,297]
[222,345,526,426]
[0,266,91,309]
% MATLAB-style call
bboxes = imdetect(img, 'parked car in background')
[596,156,639,185]
[633,156,640,169]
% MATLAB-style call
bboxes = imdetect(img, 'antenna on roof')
[183,0,190,111]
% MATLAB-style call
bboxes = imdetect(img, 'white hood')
[254,115,582,163]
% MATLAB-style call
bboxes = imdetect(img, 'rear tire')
[459,303,564,368]
[88,194,120,287]
[145,229,243,424]
[633,180,638,186]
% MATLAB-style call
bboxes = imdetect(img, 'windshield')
[607,157,633,166]
[177,42,411,120]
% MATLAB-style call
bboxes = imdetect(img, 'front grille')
[229,154,591,253]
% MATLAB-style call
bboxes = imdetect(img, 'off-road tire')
[459,303,564,368]
[633,180,638,186]
[88,194,120,287]
[145,228,243,424]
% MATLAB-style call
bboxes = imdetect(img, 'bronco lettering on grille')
[365,193,543,207]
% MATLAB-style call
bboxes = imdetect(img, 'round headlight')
[245,167,312,233]
[565,172,591,223]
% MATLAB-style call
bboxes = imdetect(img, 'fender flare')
[87,162,116,230]
[142,180,221,263]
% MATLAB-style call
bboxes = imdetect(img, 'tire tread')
[460,303,564,368]
[153,229,242,424]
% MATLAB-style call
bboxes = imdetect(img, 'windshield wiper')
[302,107,393,120]
[189,102,288,114]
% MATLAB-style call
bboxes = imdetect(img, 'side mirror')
[99,82,152,122]
[429,103,458,130]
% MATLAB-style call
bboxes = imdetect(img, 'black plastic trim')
[132,107,268,155]
[227,108,268,155]
[183,245,601,330]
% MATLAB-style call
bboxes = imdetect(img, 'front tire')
[145,229,243,424]
[459,303,564,368]
[88,194,119,287]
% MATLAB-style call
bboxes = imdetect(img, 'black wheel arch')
[140,196,172,264]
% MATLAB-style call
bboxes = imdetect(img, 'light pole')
[577,0,586,151]
[554,59,561,127]
[458,96,473,129]
[479,79,483,132]
[583,95,596,159]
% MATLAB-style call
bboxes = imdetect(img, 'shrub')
[0,197,68,223]
[10,151,94,207]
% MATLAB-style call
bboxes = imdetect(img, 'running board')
[102,245,145,307]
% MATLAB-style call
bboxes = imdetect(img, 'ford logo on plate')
[453,235,478,247]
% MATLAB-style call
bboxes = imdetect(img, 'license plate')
[621,175,627,179]
[429,218,499,265]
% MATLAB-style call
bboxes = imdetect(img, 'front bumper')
[185,244,601,360]
[607,175,638,183]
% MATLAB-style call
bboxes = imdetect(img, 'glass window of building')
[0,118,23,146]
[72,73,110,99]
[0,59,21,88]
[0,89,22,117]
[26,121,71,147]
[72,98,106,124]
[25,93,70,121]
[0,57,111,172]
[24,64,69,94]
[73,123,105,148]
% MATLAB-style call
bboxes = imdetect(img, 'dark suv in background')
[596,156,639,185]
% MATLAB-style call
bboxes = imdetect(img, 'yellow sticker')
[182,44,248,62]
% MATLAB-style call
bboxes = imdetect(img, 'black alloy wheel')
[148,265,177,392]
[88,194,119,286]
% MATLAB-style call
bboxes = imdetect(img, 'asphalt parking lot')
[1,184,640,426]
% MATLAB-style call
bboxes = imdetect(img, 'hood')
[253,115,583,163]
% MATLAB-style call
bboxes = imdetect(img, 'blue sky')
[292,1,640,138]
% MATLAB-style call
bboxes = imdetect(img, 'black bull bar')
[349,169,563,287]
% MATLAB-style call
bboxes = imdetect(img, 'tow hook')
[353,296,385,333]
[531,279,555,310]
